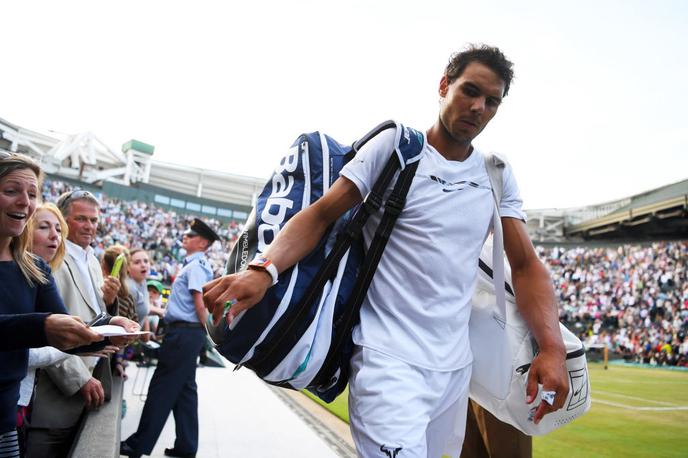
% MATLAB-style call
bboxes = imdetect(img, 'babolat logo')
[257,144,299,252]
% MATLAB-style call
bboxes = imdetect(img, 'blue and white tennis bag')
[208,120,423,402]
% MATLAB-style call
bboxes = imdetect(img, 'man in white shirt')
[203,44,569,457]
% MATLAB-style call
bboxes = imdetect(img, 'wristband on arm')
[248,256,279,286]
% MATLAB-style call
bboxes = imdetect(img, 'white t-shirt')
[340,128,526,371]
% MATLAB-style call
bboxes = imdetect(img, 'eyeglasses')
[57,189,98,212]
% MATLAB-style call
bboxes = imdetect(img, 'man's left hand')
[525,347,569,424]
[101,276,121,305]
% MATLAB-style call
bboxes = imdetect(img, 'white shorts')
[348,346,471,458]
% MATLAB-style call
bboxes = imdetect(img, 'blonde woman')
[27,202,67,271]
[0,153,102,457]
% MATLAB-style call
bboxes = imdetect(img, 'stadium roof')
[0,116,265,208]
[565,179,688,240]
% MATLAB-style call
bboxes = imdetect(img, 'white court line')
[592,398,688,411]
[594,389,680,406]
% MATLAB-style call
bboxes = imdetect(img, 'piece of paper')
[91,325,150,337]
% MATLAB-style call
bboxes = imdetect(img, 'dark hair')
[445,44,514,96]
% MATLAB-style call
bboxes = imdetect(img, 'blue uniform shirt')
[165,252,213,323]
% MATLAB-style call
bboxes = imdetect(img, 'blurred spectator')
[101,245,140,379]
[126,248,152,336]
[538,242,688,367]
[146,280,166,335]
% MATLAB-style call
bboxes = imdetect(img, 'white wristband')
[248,256,279,286]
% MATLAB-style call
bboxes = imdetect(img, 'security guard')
[121,218,219,458]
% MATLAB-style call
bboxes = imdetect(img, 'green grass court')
[306,362,688,457]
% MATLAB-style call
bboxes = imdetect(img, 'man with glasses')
[121,218,219,458]
[26,189,133,457]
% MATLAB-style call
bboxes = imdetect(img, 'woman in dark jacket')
[0,152,101,456]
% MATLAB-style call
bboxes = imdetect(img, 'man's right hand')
[79,377,105,409]
[44,314,103,350]
[202,269,273,326]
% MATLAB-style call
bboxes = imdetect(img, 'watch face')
[250,257,270,268]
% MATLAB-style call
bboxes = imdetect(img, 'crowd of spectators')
[44,179,688,368]
[540,242,688,367]
[42,180,244,282]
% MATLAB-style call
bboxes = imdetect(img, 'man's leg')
[425,364,471,458]
[459,400,489,458]
[348,346,447,458]
[469,401,532,458]
[123,329,202,455]
[171,330,204,454]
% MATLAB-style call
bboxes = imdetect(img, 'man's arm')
[203,176,363,324]
[502,216,568,424]
[193,290,208,324]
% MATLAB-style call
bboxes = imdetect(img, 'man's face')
[182,233,208,254]
[65,200,99,249]
[438,61,506,146]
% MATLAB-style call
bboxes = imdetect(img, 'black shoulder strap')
[248,148,405,375]
[313,159,419,386]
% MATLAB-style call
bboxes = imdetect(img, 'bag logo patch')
[567,367,589,411]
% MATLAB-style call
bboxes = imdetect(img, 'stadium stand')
[540,242,687,366]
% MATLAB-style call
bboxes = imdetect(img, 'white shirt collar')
[66,239,94,261]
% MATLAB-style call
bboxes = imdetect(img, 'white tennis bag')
[470,156,591,435]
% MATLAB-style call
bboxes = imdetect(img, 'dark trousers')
[461,399,532,458]
[124,327,205,455]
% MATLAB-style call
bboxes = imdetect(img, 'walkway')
[120,363,356,457]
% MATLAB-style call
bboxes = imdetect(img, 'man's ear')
[439,74,449,98]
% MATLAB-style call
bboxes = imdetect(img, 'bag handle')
[484,153,507,326]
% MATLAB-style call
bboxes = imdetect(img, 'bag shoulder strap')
[484,152,507,204]
[483,152,508,322]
